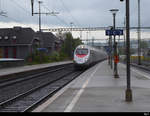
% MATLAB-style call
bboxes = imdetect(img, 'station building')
[0,27,61,60]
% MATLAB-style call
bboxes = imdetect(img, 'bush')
[59,52,69,61]
[26,52,50,65]
[49,52,60,62]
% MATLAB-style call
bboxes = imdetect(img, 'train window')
[76,49,88,55]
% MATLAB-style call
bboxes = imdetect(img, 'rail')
[0,64,84,112]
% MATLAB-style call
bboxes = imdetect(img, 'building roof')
[0,27,60,48]
[0,27,35,45]
[35,32,60,48]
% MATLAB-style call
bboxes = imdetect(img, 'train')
[73,44,107,69]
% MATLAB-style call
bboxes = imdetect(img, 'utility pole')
[92,37,94,47]
[110,34,113,69]
[124,17,126,49]
[80,31,82,41]
[31,0,59,32]
[108,36,111,65]
[137,0,141,65]
[120,0,133,102]
[86,31,89,45]
[38,1,42,32]
[109,26,113,69]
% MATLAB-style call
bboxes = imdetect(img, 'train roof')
[76,44,103,52]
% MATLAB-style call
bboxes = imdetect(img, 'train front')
[73,45,90,69]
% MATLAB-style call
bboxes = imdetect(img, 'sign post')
[106,29,123,36]
[105,29,123,77]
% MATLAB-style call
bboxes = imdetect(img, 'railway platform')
[0,61,72,77]
[33,60,150,112]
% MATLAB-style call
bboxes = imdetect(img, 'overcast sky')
[0,0,150,41]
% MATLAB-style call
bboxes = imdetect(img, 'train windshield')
[76,49,88,55]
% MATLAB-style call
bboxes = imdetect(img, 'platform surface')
[33,60,150,112]
[0,61,72,76]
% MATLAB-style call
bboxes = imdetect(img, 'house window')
[4,36,8,40]
[12,36,16,39]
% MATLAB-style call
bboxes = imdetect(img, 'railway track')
[0,63,72,84]
[130,63,150,73]
[0,64,84,112]
[121,61,150,73]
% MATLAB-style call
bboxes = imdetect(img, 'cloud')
[0,0,149,41]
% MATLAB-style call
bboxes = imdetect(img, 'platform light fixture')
[110,9,119,15]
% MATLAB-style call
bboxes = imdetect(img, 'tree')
[72,37,83,51]
[60,32,82,58]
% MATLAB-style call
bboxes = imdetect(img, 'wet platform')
[33,60,150,112]
[0,61,72,77]
[0,58,24,68]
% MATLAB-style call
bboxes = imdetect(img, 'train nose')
[76,54,87,58]
[74,54,88,64]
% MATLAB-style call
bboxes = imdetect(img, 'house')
[0,27,61,60]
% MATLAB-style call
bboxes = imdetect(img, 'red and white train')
[73,45,107,69]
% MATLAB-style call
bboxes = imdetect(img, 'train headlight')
[85,57,88,61]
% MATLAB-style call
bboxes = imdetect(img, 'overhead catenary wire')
[58,0,81,27]
[0,0,1,10]
[3,1,33,27]
[1,0,81,33]
[57,0,83,38]
[1,0,38,30]
[31,0,68,27]
[11,0,31,15]
[59,0,81,27]
[9,0,37,22]
[41,2,70,27]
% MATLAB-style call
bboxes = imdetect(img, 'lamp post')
[120,0,132,102]
[123,17,126,50]
[110,9,119,78]
[109,26,113,69]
